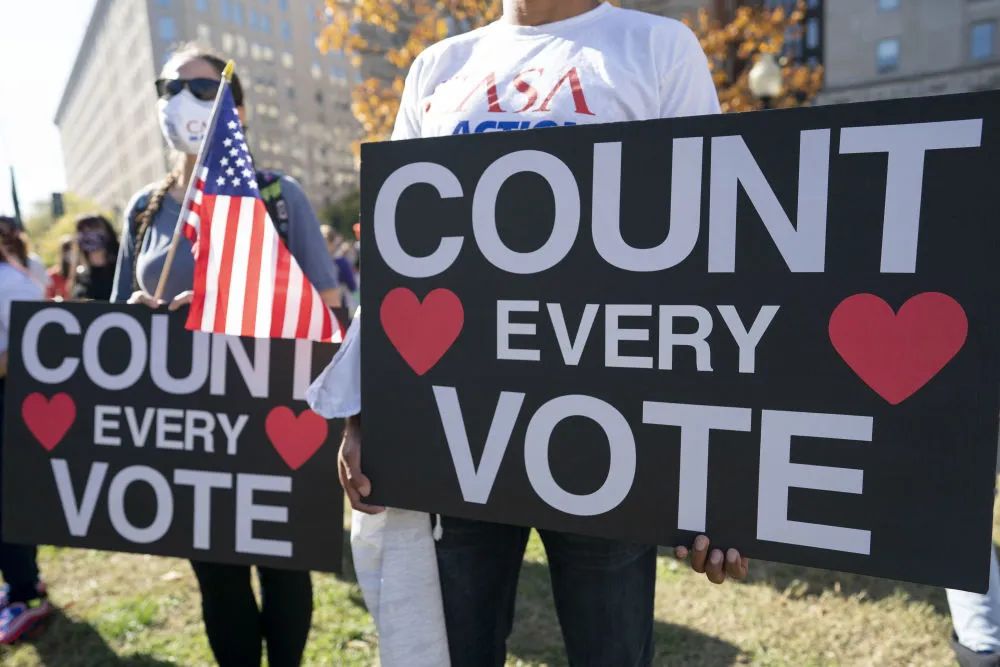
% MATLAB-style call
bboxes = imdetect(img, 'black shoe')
[952,633,1000,667]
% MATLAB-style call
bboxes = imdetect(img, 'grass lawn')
[0,509,977,666]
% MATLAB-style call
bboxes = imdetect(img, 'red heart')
[380,288,464,376]
[22,393,76,452]
[265,407,329,471]
[829,292,968,405]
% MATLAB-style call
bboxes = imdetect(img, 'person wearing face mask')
[71,215,118,302]
[111,43,339,667]
[0,219,51,644]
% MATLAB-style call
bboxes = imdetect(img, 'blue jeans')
[434,516,656,667]
[0,377,42,603]
[949,546,1000,654]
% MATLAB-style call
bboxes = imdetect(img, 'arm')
[111,197,140,303]
[0,351,7,379]
[280,176,340,299]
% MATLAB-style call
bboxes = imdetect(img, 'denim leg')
[539,529,656,667]
[0,378,41,603]
[434,516,530,667]
[949,546,1000,653]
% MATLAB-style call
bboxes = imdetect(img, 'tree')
[316,0,823,146]
[23,193,109,266]
[316,0,501,149]
[687,1,824,112]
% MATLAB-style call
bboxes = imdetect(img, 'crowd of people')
[1,0,998,665]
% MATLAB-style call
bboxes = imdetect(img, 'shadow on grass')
[20,607,175,667]
[746,555,955,616]
[508,559,742,666]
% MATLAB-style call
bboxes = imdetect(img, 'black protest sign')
[2,302,343,572]
[360,92,1000,592]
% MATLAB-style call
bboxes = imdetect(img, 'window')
[876,38,899,72]
[197,23,211,42]
[281,20,292,41]
[878,0,899,11]
[279,0,288,10]
[282,52,294,68]
[248,9,258,30]
[971,21,996,61]
[195,0,209,11]
[261,15,271,34]
[158,17,177,41]
[806,17,819,50]
[156,0,171,6]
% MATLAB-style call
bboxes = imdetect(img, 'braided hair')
[131,170,178,292]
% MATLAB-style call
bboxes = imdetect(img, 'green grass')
[0,509,978,666]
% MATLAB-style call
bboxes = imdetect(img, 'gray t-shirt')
[111,174,337,303]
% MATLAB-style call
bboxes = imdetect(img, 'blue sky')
[0,0,98,217]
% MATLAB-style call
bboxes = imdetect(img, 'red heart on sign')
[265,407,329,471]
[829,292,968,405]
[380,288,464,376]
[22,393,76,452]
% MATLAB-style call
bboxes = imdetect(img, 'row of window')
[877,21,996,73]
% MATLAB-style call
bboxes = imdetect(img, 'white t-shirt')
[0,262,44,355]
[308,2,720,419]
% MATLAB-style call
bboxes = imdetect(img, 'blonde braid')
[131,171,179,292]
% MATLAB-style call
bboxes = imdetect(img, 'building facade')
[819,0,1000,104]
[55,0,360,216]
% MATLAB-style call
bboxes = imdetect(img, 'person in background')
[0,219,51,644]
[111,43,338,667]
[45,237,74,301]
[321,224,358,312]
[0,217,49,293]
[71,214,118,301]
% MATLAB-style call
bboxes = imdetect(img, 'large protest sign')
[2,303,343,572]
[360,91,1000,592]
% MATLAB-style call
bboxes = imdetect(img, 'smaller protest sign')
[2,302,343,572]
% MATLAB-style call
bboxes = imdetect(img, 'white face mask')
[157,89,213,155]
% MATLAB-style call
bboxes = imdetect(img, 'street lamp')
[748,53,784,109]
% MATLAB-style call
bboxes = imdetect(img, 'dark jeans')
[435,516,656,667]
[190,560,312,667]
[0,377,41,603]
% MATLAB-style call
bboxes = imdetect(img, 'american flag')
[182,84,342,343]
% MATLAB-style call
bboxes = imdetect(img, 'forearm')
[0,351,8,378]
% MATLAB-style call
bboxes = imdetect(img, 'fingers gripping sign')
[674,535,750,584]
[339,416,384,515]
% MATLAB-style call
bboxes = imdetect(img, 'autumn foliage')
[317,0,824,146]
[687,1,824,112]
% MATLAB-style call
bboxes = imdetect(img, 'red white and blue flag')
[182,84,342,343]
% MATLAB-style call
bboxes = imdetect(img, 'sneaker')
[0,581,47,611]
[0,598,52,644]
[951,632,1000,667]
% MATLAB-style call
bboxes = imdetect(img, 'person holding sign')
[110,44,339,667]
[0,219,51,643]
[309,1,748,664]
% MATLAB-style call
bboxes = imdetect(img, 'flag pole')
[154,60,235,302]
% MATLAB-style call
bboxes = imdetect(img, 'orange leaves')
[319,0,499,148]
[690,0,823,113]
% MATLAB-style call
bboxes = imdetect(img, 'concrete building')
[819,0,1000,104]
[55,0,359,216]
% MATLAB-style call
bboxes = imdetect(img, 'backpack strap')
[257,169,291,243]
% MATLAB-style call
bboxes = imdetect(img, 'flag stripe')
[270,239,292,338]
[295,270,314,339]
[201,195,230,329]
[282,260,304,339]
[224,198,256,335]
[212,197,242,332]
[254,218,277,338]
[187,195,216,330]
[240,201,267,337]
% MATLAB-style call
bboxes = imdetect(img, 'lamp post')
[748,52,784,109]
